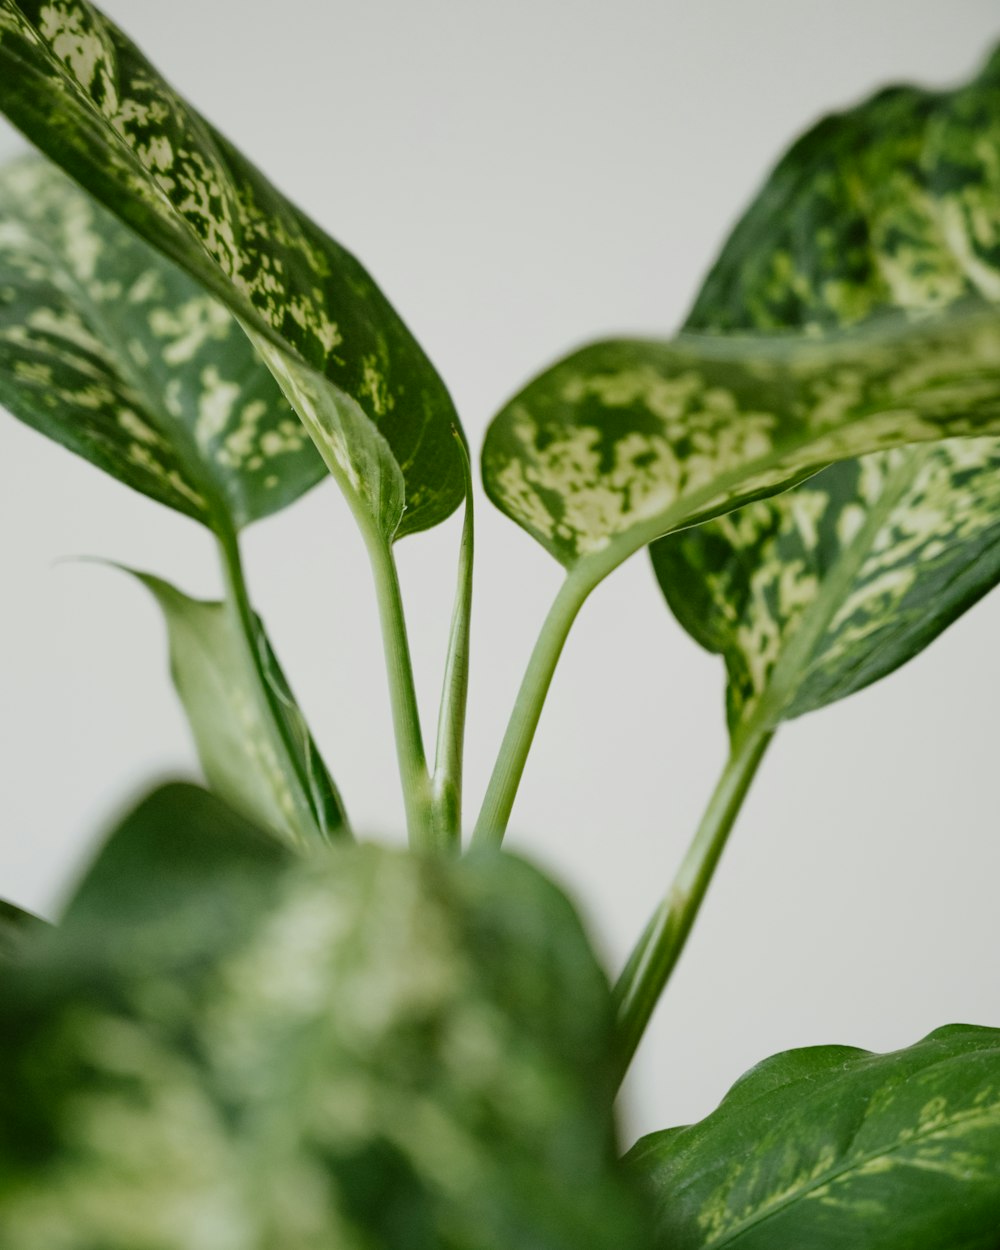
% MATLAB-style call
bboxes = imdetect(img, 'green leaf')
[649,43,1000,736]
[627,1025,1000,1250]
[686,45,1000,333]
[0,1,465,540]
[483,307,1000,581]
[0,898,44,962]
[0,784,649,1249]
[128,569,348,847]
[653,445,1000,733]
[0,156,325,531]
[484,46,1000,593]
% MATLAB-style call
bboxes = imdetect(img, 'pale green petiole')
[611,722,772,1085]
[429,431,475,853]
[471,566,599,850]
[365,533,436,850]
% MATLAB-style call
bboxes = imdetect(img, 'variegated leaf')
[0,0,464,540]
[686,45,1000,332]
[653,445,1000,733]
[652,42,1000,735]
[131,571,347,847]
[627,1025,1000,1250]
[483,307,1000,579]
[484,43,1000,605]
[0,156,324,530]
[0,784,649,1250]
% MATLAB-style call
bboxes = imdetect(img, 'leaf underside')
[627,1025,1000,1250]
[0,0,465,540]
[652,42,1000,733]
[0,156,324,531]
[0,784,649,1250]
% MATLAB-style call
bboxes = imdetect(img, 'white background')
[1,0,999,1143]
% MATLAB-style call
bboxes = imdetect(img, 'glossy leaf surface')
[0,0,464,539]
[0,784,647,1249]
[132,570,347,847]
[653,44,1000,733]
[0,157,324,530]
[628,1026,1000,1250]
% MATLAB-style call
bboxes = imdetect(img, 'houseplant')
[0,1,998,1244]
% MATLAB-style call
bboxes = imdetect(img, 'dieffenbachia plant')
[0,3,999,1245]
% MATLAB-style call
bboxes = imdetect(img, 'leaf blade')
[0,0,465,538]
[0,784,649,1250]
[483,307,1000,577]
[129,569,348,847]
[650,41,1000,733]
[627,1026,1000,1250]
[0,155,325,530]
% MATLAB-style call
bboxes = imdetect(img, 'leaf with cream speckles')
[484,45,1000,605]
[0,156,325,530]
[0,0,464,541]
[484,307,1000,580]
[628,1026,1000,1250]
[130,570,348,847]
[0,783,650,1250]
[652,44,1000,736]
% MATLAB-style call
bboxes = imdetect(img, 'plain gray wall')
[1,0,998,1142]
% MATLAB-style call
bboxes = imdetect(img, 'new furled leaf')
[130,570,348,847]
[627,1026,1000,1250]
[0,0,465,540]
[0,156,324,531]
[0,784,649,1250]
[653,42,1000,735]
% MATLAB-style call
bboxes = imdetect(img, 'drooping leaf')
[627,1025,1000,1250]
[0,898,44,962]
[0,156,325,530]
[0,783,649,1250]
[652,45,1000,735]
[0,1,465,540]
[128,570,347,847]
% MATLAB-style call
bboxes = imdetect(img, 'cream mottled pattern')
[485,310,1000,570]
[0,808,642,1249]
[0,0,464,538]
[628,1026,1000,1249]
[650,43,1000,737]
[0,157,325,529]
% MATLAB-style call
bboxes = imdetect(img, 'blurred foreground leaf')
[0,784,648,1249]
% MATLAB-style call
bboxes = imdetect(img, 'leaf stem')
[364,532,433,849]
[611,722,773,1085]
[471,568,597,850]
[429,431,475,853]
[216,528,350,845]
